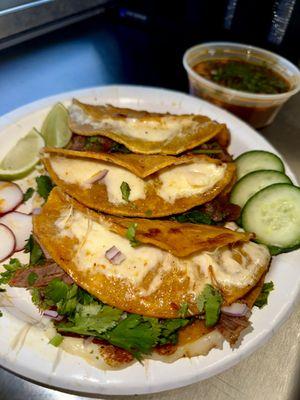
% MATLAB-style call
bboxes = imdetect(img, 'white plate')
[0,85,299,396]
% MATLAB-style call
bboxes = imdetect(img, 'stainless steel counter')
[0,15,299,400]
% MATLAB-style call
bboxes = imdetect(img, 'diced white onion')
[43,310,58,318]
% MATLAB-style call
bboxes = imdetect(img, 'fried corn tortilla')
[69,99,228,155]
[44,147,180,178]
[33,188,270,318]
[43,152,236,217]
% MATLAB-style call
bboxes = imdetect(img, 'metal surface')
[0,16,299,400]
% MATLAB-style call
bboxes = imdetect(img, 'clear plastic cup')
[183,42,300,128]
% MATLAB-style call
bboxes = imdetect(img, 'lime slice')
[0,128,45,180]
[41,103,72,147]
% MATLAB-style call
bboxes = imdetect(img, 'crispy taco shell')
[69,99,228,155]
[43,151,236,218]
[33,188,270,318]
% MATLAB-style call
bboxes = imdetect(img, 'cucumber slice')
[235,151,284,179]
[231,170,292,208]
[242,183,300,249]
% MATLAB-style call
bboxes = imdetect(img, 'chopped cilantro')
[172,209,213,225]
[126,223,140,247]
[24,235,45,265]
[49,333,63,347]
[35,175,54,200]
[84,136,102,150]
[145,209,152,217]
[44,279,78,315]
[254,282,274,308]
[29,276,190,359]
[110,142,131,153]
[120,181,131,202]
[104,315,161,359]
[31,288,41,307]
[178,302,189,317]
[57,303,122,336]
[191,149,222,154]
[196,284,223,327]
[27,272,38,286]
[158,319,189,345]
[23,187,34,202]
[0,258,23,286]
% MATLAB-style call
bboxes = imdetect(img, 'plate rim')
[1,84,300,396]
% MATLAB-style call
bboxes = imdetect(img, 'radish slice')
[0,223,16,262]
[0,212,32,251]
[0,181,23,215]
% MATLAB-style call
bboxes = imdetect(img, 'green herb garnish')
[172,209,213,225]
[49,333,64,347]
[35,175,54,200]
[126,223,140,247]
[254,282,274,308]
[120,181,131,202]
[191,149,223,154]
[27,272,38,286]
[110,142,131,153]
[197,284,223,327]
[24,235,45,265]
[145,209,153,217]
[23,187,34,202]
[178,302,189,317]
[0,258,24,286]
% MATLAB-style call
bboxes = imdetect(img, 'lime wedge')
[0,128,44,180]
[41,103,72,147]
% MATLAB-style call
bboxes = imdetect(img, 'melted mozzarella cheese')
[50,157,146,204]
[55,208,270,297]
[70,104,199,142]
[157,160,226,203]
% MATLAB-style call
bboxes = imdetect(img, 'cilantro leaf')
[196,284,223,327]
[126,223,140,247]
[145,209,152,217]
[57,303,122,336]
[254,282,274,308]
[0,258,24,286]
[158,319,189,345]
[110,142,131,153]
[171,209,213,225]
[24,235,45,265]
[44,279,78,315]
[49,333,64,347]
[120,181,131,202]
[104,314,161,358]
[178,302,188,317]
[35,175,54,200]
[23,187,34,202]
[27,272,38,286]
